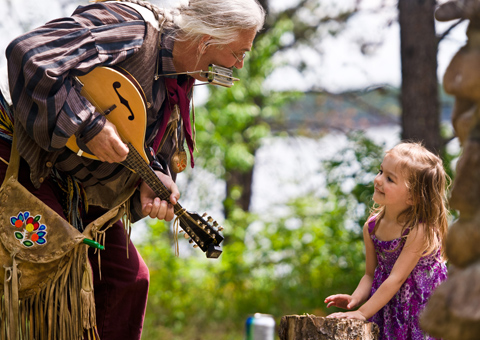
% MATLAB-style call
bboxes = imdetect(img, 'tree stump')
[278,315,379,340]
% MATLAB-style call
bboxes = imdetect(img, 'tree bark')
[278,315,379,340]
[224,167,254,217]
[399,0,442,154]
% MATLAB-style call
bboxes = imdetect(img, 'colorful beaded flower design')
[10,211,47,247]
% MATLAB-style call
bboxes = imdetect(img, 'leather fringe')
[81,261,96,330]
[1,246,96,339]
[122,199,132,259]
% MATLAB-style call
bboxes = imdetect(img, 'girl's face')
[373,153,411,210]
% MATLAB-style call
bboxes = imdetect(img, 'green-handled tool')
[83,238,105,250]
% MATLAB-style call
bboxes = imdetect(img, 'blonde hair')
[371,142,450,260]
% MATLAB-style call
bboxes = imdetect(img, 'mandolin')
[66,66,223,258]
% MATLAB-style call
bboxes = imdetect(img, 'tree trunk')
[399,0,442,154]
[278,315,379,340]
[257,0,268,14]
[224,167,254,217]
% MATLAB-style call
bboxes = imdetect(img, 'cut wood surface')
[278,315,379,340]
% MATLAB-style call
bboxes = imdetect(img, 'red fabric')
[86,211,149,340]
[153,76,196,167]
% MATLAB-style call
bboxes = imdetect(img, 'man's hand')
[140,170,180,221]
[85,120,129,163]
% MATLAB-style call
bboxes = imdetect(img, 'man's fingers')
[112,140,129,160]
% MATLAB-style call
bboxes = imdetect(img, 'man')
[1,0,265,338]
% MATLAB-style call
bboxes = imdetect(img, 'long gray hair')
[95,0,265,45]
[173,0,265,45]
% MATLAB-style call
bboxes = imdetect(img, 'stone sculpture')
[420,1,480,338]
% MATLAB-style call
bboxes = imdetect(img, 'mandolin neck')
[122,143,184,215]
[122,142,223,258]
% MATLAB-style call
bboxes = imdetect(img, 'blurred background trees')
[140,1,461,338]
[0,0,464,339]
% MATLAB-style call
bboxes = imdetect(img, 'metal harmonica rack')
[158,64,239,88]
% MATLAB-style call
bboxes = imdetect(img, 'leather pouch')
[0,133,96,340]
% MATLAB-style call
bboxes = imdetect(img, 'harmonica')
[158,64,239,88]
[200,64,239,88]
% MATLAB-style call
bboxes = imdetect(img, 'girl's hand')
[140,170,180,221]
[326,310,367,321]
[324,294,359,310]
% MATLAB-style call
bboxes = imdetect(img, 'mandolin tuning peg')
[202,213,208,218]
[189,239,194,244]
[184,233,189,239]
[218,226,224,231]
[193,244,198,248]
[179,230,184,233]
[207,216,213,223]
[213,221,218,227]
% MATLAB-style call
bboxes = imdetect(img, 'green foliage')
[139,132,388,339]
[194,18,302,176]
[322,131,385,226]
[136,1,462,337]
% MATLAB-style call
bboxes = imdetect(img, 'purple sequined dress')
[367,218,447,340]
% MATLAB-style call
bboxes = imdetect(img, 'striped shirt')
[6,2,181,188]
[6,2,189,218]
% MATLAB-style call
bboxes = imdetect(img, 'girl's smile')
[374,185,384,195]
[372,153,411,212]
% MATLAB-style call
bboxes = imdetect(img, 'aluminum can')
[245,313,275,340]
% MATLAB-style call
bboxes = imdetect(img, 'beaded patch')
[10,211,48,247]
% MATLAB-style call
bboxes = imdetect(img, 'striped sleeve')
[6,3,146,152]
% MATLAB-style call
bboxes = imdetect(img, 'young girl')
[324,142,449,340]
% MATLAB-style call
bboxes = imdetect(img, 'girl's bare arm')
[356,225,425,319]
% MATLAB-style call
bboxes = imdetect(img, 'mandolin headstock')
[178,211,224,258]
